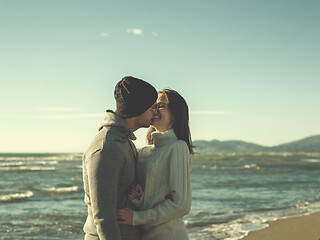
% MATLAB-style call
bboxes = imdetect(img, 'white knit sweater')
[132,129,192,240]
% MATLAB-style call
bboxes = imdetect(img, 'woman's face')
[151,93,174,132]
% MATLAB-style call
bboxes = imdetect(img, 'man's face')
[136,104,156,128]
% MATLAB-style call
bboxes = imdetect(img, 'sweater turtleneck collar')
[152,129,177,148]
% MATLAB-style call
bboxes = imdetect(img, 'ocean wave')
[0,191,34,202]
[188,219,249,240]
[189,212,276,240]
[294,199,320,214]
[0,181,14,185]
[201,165,217,169]
[0,157,29,161]
[185,220,215,229]
[0,154,82,162]
[187,210,281,240]
[0,157,59,161]
[43,186,79,195]
[0,161,57,168]
[0,166,56,171]
[0,161,24,166]
[303,159,320,163]
[64,154,83,161]
[243,164,260,169]
[188,200,320,240]
[32,161,58,165]
[71,177,83,184]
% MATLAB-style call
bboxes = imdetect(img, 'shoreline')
[241,211,320,240]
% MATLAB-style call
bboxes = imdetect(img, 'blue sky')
[1,0,319,152]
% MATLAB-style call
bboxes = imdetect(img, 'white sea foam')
[0,166,56,171]
[243,164,260,169]
[0,157,54,161]
[25,166,56,171]
[304,159,320,163]
[0,191,34,202]
[0,160,57,167]
[32,161,58,165]
[295,200,320,214]
[0,161,24,166]
[0,157,26,161]
[0,154,82,161]
[187,214,271,240]
[43,186,79,193]
[201,164,217,169]
[0,181,14,185]
[188,204,320,240]
[189,221,248,240]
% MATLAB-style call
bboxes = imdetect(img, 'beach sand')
[242,211,320,240]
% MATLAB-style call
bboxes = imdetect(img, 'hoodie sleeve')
[86,147,123,240]
[132,141,192,226]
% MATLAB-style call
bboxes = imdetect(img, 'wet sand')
[242,211,320,240]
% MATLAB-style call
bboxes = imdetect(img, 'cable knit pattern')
[132,129,192,240]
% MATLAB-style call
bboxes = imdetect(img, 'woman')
[117,89,194,240]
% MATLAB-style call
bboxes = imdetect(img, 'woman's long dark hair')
[147,89,194,154]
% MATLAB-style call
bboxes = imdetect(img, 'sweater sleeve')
[132,141,192,226]
[86,147,123,240]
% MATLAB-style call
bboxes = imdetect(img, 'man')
[82,76,157,240]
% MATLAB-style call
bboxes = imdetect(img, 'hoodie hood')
[99,110,136,140]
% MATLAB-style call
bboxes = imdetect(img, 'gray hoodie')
[82,110,141,240]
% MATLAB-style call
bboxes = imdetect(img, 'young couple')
[82,76,194,240]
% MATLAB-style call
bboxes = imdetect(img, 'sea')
[1,151,320,240]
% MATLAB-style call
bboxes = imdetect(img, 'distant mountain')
[193,135,320,152]
[194,140,266,152]
[270,135,320,152]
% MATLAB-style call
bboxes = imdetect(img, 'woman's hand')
[165,190,175,200]
[128,184,143,201]
[117,208,133,225]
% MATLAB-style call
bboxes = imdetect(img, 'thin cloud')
[100,32,109,37]
[35,113,104,119]
[127,28,144,36]
[36,108,80,112]
[34,108,104,119]
[190,111,234,115]
[151,32,159,37]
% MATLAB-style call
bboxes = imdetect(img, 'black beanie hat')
[114,76,157,118]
